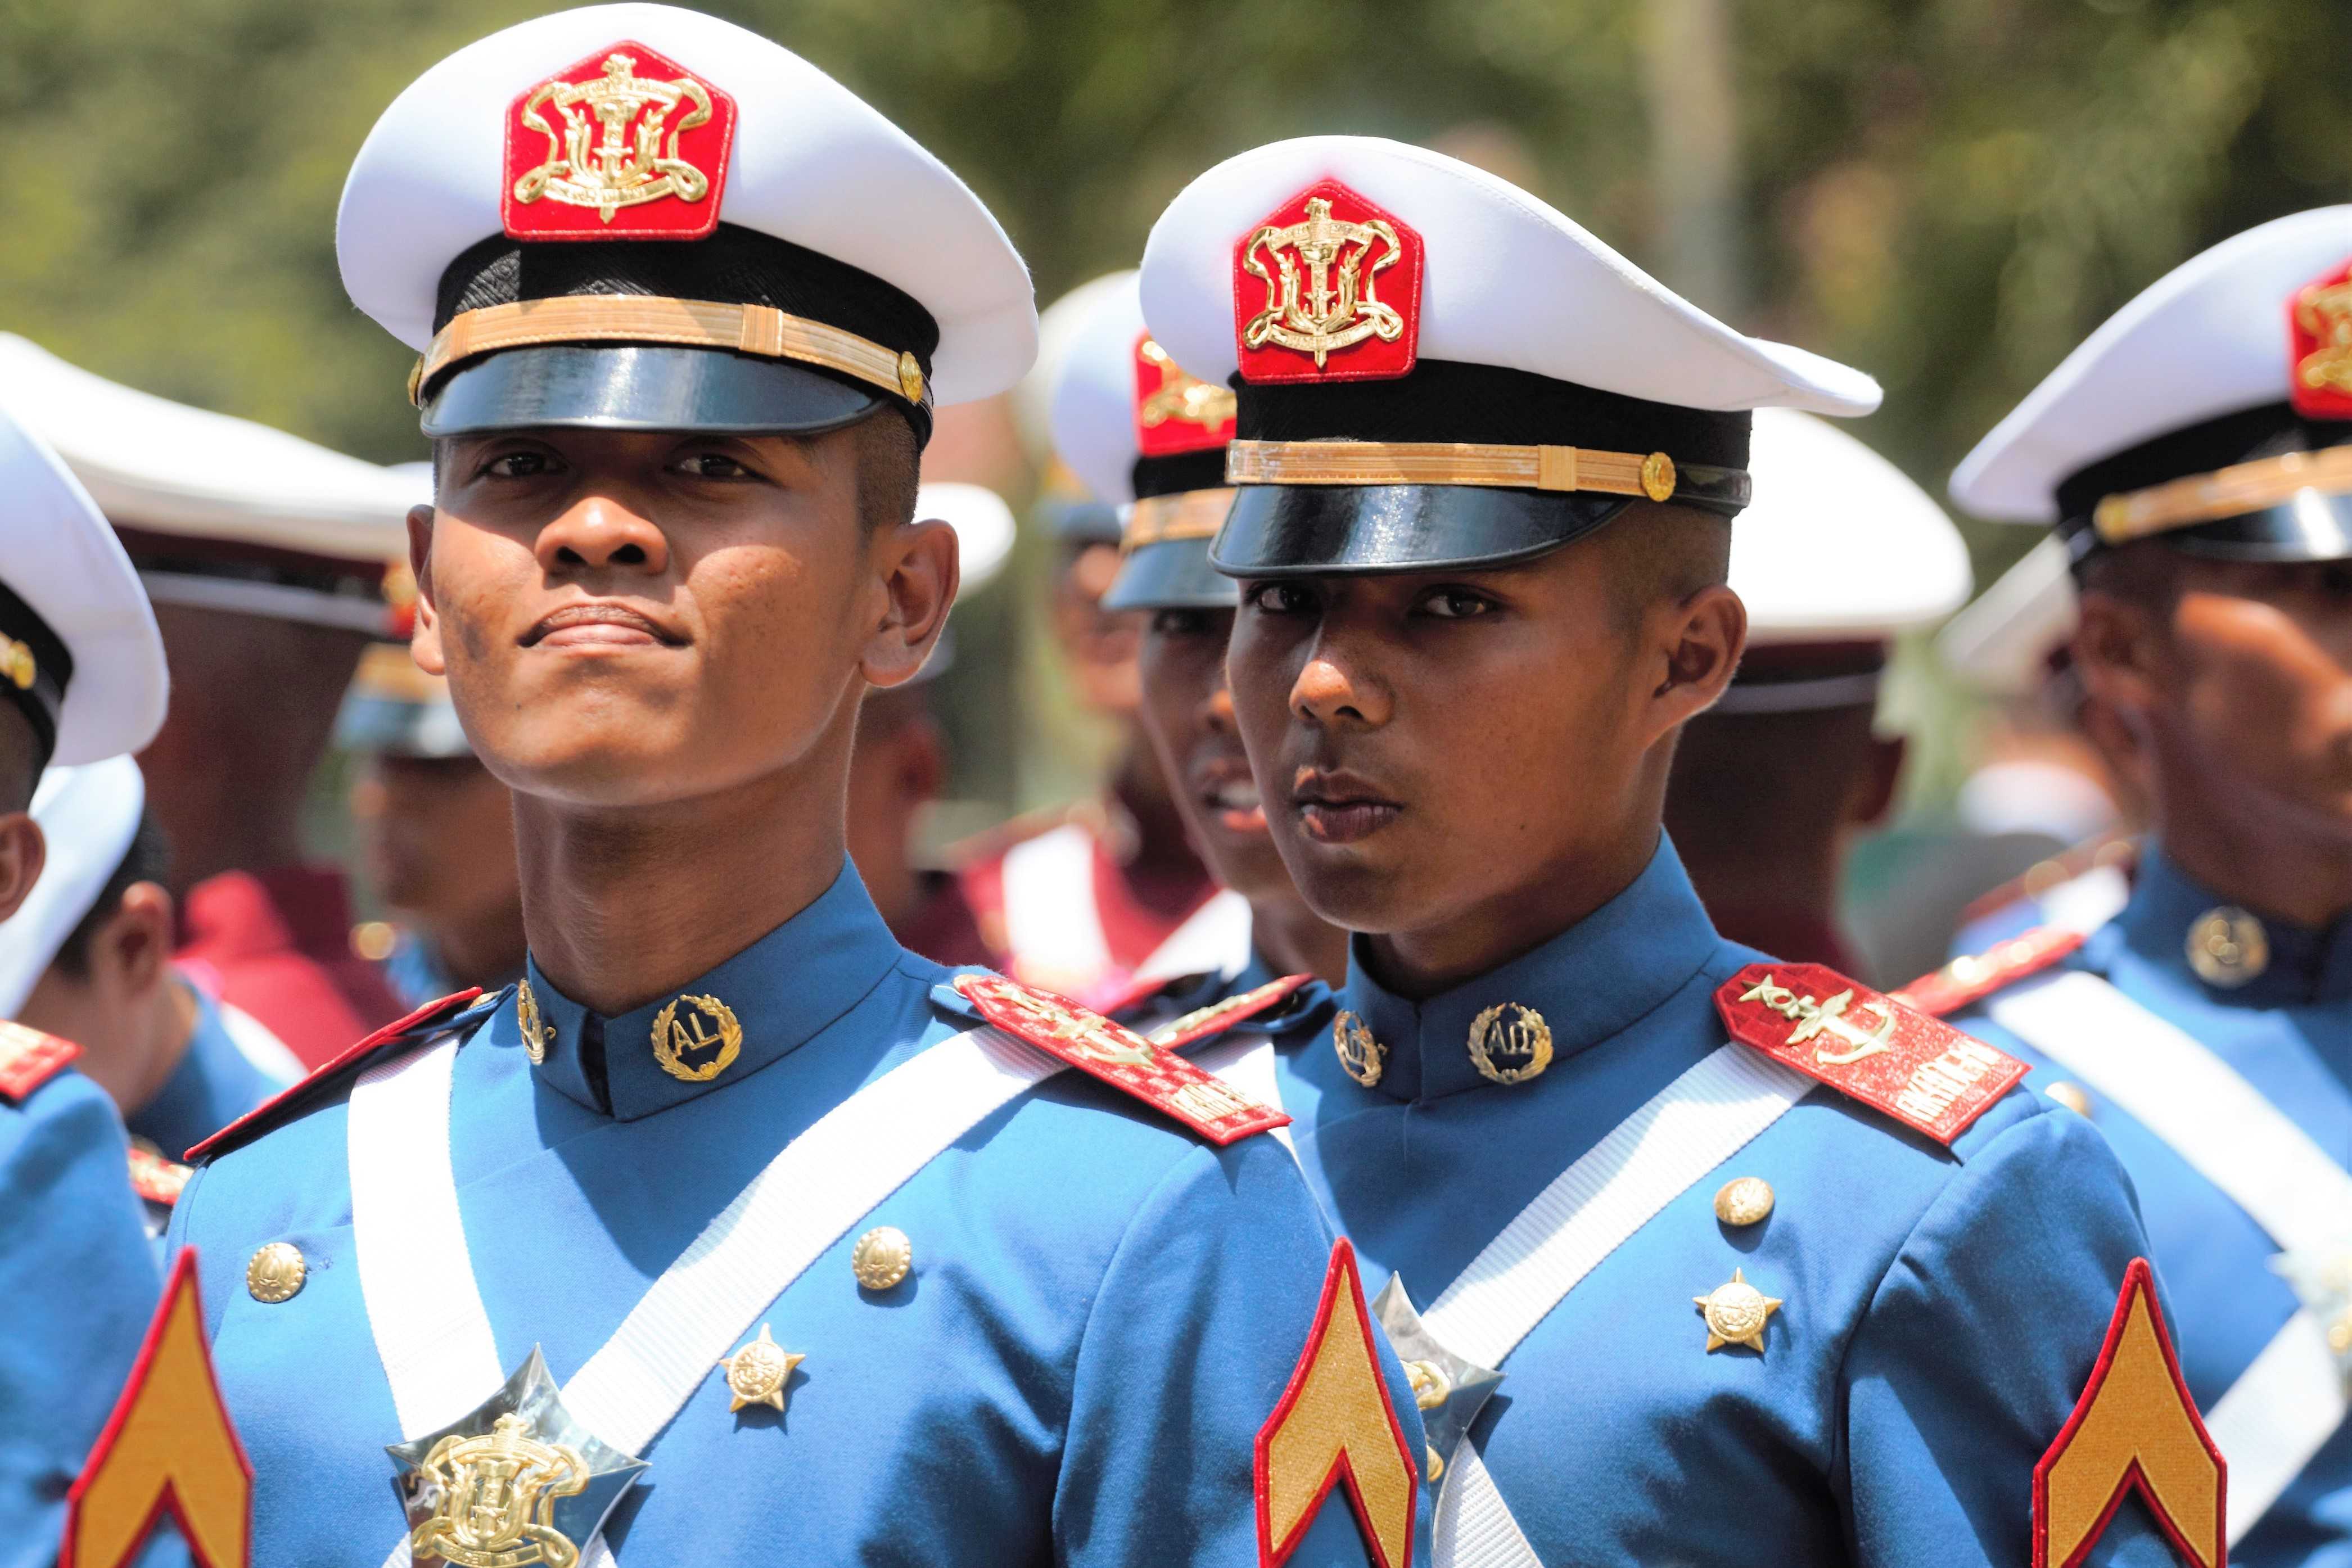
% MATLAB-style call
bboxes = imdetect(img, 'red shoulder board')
[62,1249,252,1568]
[503,42,736,242]
[1234,179,1423,385]
[2291,258,2352,420]
[1716,963,2027,1146]
[953,973,1290,1146]
[1891,925,2085,1018]
[187,989,484,1164]
[0,1019,79,1102]
[1150,974,1316,1051]
[127,1145,192,1208]
[2034,1258,2224,1568]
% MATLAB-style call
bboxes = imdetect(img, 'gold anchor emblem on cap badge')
[1240,197,1406,369]
[511,52,716,223]
[1467,1002,1552,1086]
[651,993,743,1082]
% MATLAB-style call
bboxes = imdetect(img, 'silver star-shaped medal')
[387,1347,648,1567]
[1372,1275,1504,1485]
[2270,1247,2352,1388]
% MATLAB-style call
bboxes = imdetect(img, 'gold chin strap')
[2093,444,2352,545]
[1226,438,1680,503]
[1122,488,1236,553]
[409,296,925,407]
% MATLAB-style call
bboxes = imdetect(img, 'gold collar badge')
[1333,1010,1387,1088]
[517,979,554,1065]
[651,993,742,1082]
[2186,906,2268,988]
[1468,1002,1552,1086]
[1694,1268,1782,1354]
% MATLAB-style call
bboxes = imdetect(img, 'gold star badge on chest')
[1694,1267,1782,1353]
[717,1324,804,1413]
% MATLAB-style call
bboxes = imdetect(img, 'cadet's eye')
[481,450,557,480]
[673,451,755,480]
[1151,608,1214,637]
[1416,586,1496,620]
[1244,582,1318,616]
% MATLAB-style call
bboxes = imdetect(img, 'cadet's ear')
[0,814,45,925]
[2072,590,2166,724]
[859,517,959,691]
[1646,584,1746,744]
[407,503,446,677]
[1853,733,1907,828]
[96,882,176,1003]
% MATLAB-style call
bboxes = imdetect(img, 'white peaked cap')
[1733,410,1971,644]
[0,335,414,567]
[1937,536,2077,696]
[1952,206,2352,522]
[1140,135,1881,416]
[0,409,166,765]
[1046,272,1148,506]
[918,482,1016,593]
[0,756,143,1016]
[337,3,1036,407]
[1016,272,1136,467]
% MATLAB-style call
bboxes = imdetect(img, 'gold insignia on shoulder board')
[1468,1003,1552,1086]
[716,1325,803,1415]
[1333,1010,1386,1087]
[2186,906,2267,988]
[1694,1268,1781,1353]
[651,993,742,1082]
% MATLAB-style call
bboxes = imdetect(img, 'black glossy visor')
[420,344,895,440]
[1103,536,1240,611]
[1208,484,1636,578]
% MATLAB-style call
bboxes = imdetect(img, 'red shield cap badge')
[1232,179,1423,385]
[503,41,737,242]
[2290,259,2352,419]
[1133,331,1237,457]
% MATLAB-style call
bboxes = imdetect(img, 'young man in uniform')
[1924,206,2352,1562]
[1050,273,1347,1006]
[1141,134,2220,1567]
[165,11,1425,1566]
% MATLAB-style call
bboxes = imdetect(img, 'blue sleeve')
[1057,1134,1432,1567]
[1842,1103,2191,1567]
[0,1077,165,1568]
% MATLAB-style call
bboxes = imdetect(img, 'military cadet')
[1924,206,2352,1563]
[3,757,298,1171]
[955,277,1221,1007]
[845,482,1014,968]
[0,406,185,1564]
[166,10,1427,1566]
[0,336,414,1065]
[1046,270,1346,1015]
[1662,409,1972,977]
[1140,134,2222,1566]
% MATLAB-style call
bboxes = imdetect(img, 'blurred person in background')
[1663,409,1972,981]
[1044,272,1345,1029]
[845,482,1014,967]
[1925,209,2352,1562]
[0,337,413,1065]
[955,275,1216,1005]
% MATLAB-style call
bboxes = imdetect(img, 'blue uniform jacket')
[166,862,1429,1566]
[1951,844,2352,1566]
[1258,837,2190,1567]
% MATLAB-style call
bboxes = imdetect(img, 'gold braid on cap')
[2092,445,2352,545]
[409,296,926,407]
[1123,489,1236,553]
[1227,439,1686,503]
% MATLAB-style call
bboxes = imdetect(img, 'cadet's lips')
[1195,756,1267,835]
[522,602,682,649]
[1292,769,1402,844]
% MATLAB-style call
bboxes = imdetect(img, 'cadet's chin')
[1267,816,1419,934]
[472,716,706,809]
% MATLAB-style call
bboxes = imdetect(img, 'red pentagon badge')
[2290,258,2352,419]
[1134,331,1238,457]
[1233,180,1423,385]
[1716,963,2027,1146]
[502,41,736,242]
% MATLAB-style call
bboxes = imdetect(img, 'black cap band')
[2057,400,2352,563]
[0,579,72,770]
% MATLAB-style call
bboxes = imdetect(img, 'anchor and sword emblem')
[1737,975,1897,1066]
[511,51,716,223]
[1240,196,1407,369]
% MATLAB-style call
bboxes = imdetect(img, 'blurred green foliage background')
[5,0,2347,823]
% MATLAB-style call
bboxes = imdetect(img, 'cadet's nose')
[538,494,669,576]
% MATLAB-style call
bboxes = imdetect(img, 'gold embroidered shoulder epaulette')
[126,1144,192,1208]
[951,973,1291,1147]
[1889,924,2085,1019]
[1716,962,2028,1147]
[186,988,488,1165]
[0,1019,81,1103]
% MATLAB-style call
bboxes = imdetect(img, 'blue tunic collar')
[2105,842,2352,1006]
[516,860,906,1121]
[1332,835,1722,1104]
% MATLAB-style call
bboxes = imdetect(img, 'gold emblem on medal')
[650,992,743,1082]
[517,979,554,1065]
[2186,906,2268,988]
[1694,1267,1782,1354]
[512,52,716,223]
[1466,1002,1552,1086]
[409,1411,589,1568]
[716,1324,803,1415]
[1333,1010,1386,1087]
[246,1241,306,1304]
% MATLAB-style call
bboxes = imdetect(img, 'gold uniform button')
[246,1241,308,1303]
[852,1226,913,1291]
[2187,906,2268,988]
[1713,1176,1775,1227]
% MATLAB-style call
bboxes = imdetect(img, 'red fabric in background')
[174,867,405,1069]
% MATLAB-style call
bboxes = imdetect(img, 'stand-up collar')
[2109,843,2352,1007]
[517,861,905,1121]
[1333,835,1722,1104]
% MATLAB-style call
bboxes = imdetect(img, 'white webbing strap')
[1986,969,2352,1543]
[1000,823,1113,991]
[357,1023,1059,1568]
[1420,1043,1814,1564]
